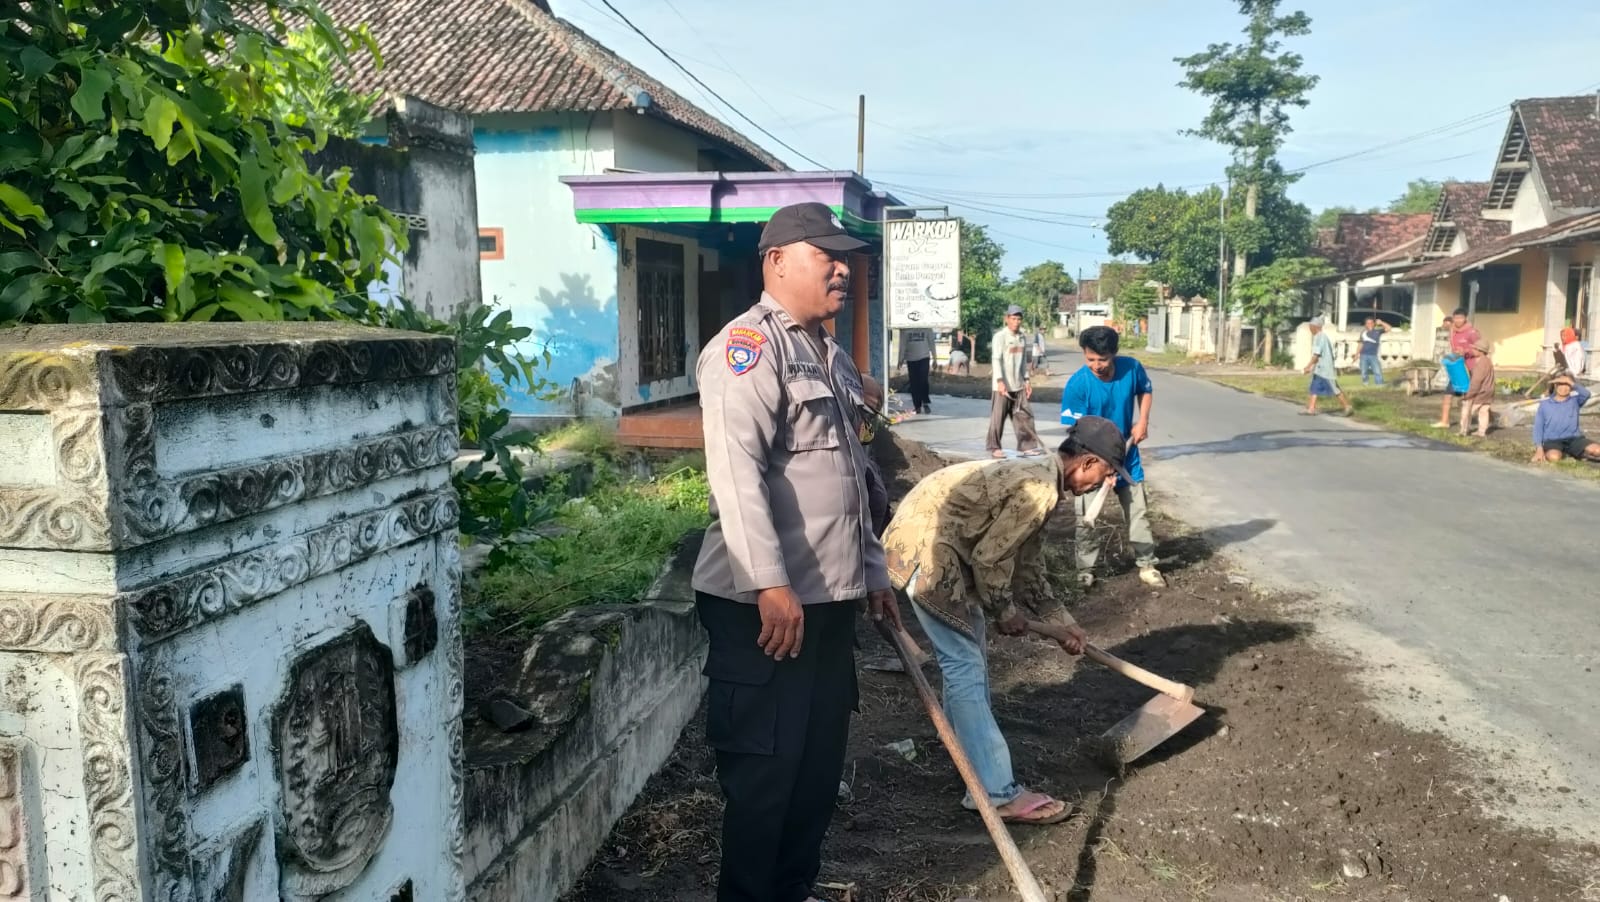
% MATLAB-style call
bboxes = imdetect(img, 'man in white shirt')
[986,305,1043,457]
[898,327,935,414]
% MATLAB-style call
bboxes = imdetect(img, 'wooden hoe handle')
[1026,621,1195,703]
[876,620,1049,902]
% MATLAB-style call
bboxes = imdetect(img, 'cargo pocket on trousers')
[704,646,778,755]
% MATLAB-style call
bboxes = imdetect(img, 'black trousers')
[907,357,932,410]
[696,593,859,902]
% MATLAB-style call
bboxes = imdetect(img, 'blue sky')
[553,0,1600,277]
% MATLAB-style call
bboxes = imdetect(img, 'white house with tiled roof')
[309,0,789,416]
[1403,96,1600,370]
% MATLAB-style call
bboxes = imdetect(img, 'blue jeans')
[1358,355,1384,385]
[906,571,1023,806]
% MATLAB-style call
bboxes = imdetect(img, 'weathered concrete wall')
[316,95,483,320]
[0,324,463,901]
[462,535,706,902]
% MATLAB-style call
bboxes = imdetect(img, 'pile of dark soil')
[561,437,1596,901]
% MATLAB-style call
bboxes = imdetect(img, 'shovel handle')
[875,620,1050,902]
[1026,621,1195,703]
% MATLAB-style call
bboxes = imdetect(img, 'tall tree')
[1115,281,1160,325]
[1014,260,1075,329]
[1388,178,1445,214]
[1105,185,1224,299]
[1177,0,1319,282]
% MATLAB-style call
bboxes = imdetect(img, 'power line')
[593,0,831,169]
[659,0,797,134]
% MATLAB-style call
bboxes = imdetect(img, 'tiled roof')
[276,0,787,171]
[1313,213,1432,272]
[1438,181,1511,249]
[1401,208,1600,282]
[1516,96,1600,209]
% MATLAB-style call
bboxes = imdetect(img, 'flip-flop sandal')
[963,793,1071,826]
[1020,449,1046,457]
[990,450,1007,459]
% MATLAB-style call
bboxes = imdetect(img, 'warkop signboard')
[886,218,962,328]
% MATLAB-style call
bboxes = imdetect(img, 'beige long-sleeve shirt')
[880,456,1073,638]
[991,327,1029,392]
[693,293,891,604]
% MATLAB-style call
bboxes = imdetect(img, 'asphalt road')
[892,347,1600,841]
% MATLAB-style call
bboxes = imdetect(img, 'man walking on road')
[898,326,935,414]
[881,418,1130,826]
[693,202,902,902]
[1303,316,1353,417]
[1060,326,1165,588]
[987,304,1043,458]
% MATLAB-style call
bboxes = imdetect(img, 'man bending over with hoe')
[879,417,1130,825]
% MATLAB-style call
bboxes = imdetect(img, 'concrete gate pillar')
[1544,249,1572,369]
[0,324,464,901]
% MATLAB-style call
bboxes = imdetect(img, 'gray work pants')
[1075,479,1158,570]
[985,391,1041,453]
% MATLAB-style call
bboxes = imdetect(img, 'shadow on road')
[1147,428,1459,462]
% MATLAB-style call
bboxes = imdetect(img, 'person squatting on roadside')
[1532,372,1599,463]
[1060,325,1165,588]
[879,416,1133,826]
[692,202,903,902]
[987,304,1043,458]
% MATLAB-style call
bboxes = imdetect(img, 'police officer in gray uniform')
[694,202,901,902]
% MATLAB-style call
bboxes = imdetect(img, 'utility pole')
[1216,183,1229,361]
[856,95,866,174]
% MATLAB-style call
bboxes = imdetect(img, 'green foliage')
[1176,0,1319,184]
[369,299,560,553]
[0,0,403,324]
[1388,178,1445,214]
[1105,185,1224,299]
[1013,260,1075,328]
[958,221,1010,355]
[539,421,619,456]
[1314,204,1372,230]
[1116,281,1160,323]
[1231,256,1332,352]
[476,467,712,633]
[1096,261,1145,304]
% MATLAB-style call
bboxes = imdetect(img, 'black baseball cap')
[758,202,869,254]
[1062,415,1133,482]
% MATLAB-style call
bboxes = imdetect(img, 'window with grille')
[1461,264,1520,314]
[636,239,688,384]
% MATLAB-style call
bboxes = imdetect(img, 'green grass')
[1204,373,1600,482]
[1130,348,1201,369]
[538,420,619,456]
[471,466,711,634]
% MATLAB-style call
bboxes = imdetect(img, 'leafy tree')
[1105,185,1224,299]
[1177,0,1319,279]
[1014,260,1075,329]
[1231,255,1332,360]
[1314,205,1362,230]
[0,0,402,324]
[1115,281,1160,325]
[1097,261,1145,304]
[958,220,1010,356]
[1388,178,1444,214]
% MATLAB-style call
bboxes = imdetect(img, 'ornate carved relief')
[0,351,95,409]
[273,626,398,898]
[440,540,466,902]
[75,656,139,902]
[191,820,262,902]
[126,490,458,645]
[135,655,192,890]
[103,336,453,406]
[0,490,112,549]
[0,595,116,653]
[114,426,457,547]
[0,741,30,900]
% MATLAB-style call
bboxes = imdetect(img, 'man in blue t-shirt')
[1060,326,1165,588]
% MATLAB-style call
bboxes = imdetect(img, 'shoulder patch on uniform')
[725,327,767,376]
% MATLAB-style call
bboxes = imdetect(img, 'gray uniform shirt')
[898,328,934,364]
[991,327,1029,392]
[693,293,891,604]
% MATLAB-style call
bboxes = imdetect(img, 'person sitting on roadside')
[879,417,1130,827]
[1434,308,1481,429]
[1458,337,1496,437]
[1532,372,1599,463]
[1560,326,1586,379]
